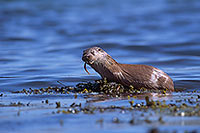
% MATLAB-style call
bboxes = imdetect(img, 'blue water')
[0,0,200,132]
[0,0,200,91]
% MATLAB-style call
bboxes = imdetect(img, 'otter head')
[82,47,120,84]
[82,47,108,65]
[82,46,119,78]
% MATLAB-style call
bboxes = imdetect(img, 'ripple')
[0,0,200,91]
[175,80,200,90]
[1,37,36,42]
[0,58,17,62]
[122,45,159,52]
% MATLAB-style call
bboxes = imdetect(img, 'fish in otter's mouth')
[82,47,174,92]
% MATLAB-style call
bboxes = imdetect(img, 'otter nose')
[82,54,91,61]
[85,55,91,59]
[83,51,92,58]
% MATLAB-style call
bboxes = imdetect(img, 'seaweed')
[11,78,178,97]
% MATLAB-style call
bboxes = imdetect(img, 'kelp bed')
[12,78,176,96]
[1,79,200,133]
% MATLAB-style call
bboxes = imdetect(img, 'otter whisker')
[57,81,67,87]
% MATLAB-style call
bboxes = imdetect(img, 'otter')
[82,47,174,92]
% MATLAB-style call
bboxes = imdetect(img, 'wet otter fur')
[82,47,174,92]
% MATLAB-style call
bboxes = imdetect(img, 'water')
[0,0,200,132]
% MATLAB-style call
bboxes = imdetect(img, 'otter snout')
[82,49,95,64]
[82,47,107,65]
[82,54,91,62]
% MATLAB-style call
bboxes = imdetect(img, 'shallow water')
[0,0,200,132]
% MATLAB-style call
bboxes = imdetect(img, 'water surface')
[0,0,200,132]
